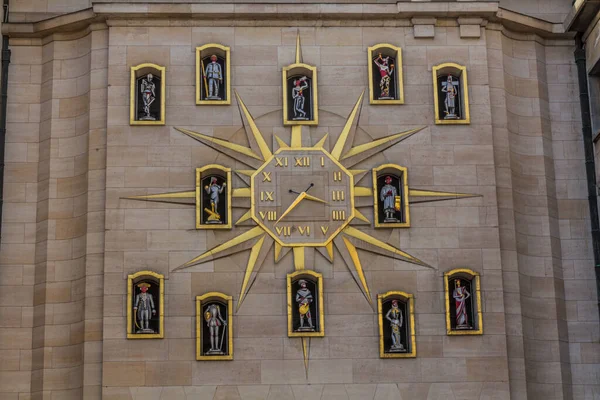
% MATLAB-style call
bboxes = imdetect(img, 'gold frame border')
[130,63,166,126]
[196,292,234,361]
[195,164,232,229]
[367,43,404,105]
[444,268,483,335]
[127,270,165,339]
[372,163,410,229]
[196,44,231,105]
[282,63,319,126]
[432,62,470,125]
[377,291,416,358]
[250,147,355,247]
[287,270,325,337]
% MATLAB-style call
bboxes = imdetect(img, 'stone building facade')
[0,1,598,399]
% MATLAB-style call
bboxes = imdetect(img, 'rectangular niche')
[195,164,232,229]
[196,292,233,361]
[368,43,404,104]
[432,62,470,125]
[287,270,324,337]
[127,271,164,339]
[196,44,231,105]
[282,63,319,126]
[444,268,483,335]
[378,291,416,358]
[130,63,166,125]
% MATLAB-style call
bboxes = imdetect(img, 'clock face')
[251,148,354,247]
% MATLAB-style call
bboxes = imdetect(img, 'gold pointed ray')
[295,31,302,64]
[331,91,365,160]
[342,226,431,268]
[235,91,272,161]
[313,133,328,149]
[291,125,303,148]
[175,127,263,169]
[342,236,372,303]
[333,236,373,308]
[302,337,310,378]
[340,127,425,168]
[325,242,334,260]
[274,242,292,263]
[235,210,253,225]
[353,208,370,224]
[174,227,265,270]
[408,188,482,204]
[274,135,289,149]
[233,188,251,198]
[293,247,305,271]
[354,187,372,197]
[316,243,334,262]
[237,234,271,311]
[123,190,195,204]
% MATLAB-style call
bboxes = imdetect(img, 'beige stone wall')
[0,6,598,400]
[498,0,572,23]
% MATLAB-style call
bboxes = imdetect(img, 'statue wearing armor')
[441,75,459,119]
[204,303,227,354]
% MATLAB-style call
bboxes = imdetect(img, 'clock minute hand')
[275,192,307,225]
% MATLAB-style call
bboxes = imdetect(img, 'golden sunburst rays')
[123,92,480,316]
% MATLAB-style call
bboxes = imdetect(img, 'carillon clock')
[252,148,354,247]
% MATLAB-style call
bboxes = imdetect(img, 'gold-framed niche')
[196,164,232,229]
[444,268,483,335]
[432,62,470,125]
[368,43,404,105]
[287,270,324,337]
[127,270,164,339]
[372,164,410,228]
[196,44,231,105]
[282,63,318,126]
[378,291,416,358]
[130,63,166,125]
[196,292,233,361]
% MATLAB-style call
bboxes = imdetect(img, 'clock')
[251,148,354,247]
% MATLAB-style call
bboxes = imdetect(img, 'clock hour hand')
[303,193,328,204]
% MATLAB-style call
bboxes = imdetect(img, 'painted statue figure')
[205,55,223,99]
[204,303,227,354]
[453,279,471,329]
[133,282,156,333]
[140,73,156,120]
[204,177,226,223]
[373,53,395,99]
[385,300,404,351]
[295,279,314,331]
[380,176,399,222]
[292,76,309,120]
[441,75,460,119]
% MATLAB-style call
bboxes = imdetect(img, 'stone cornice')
[1,2,570,40]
